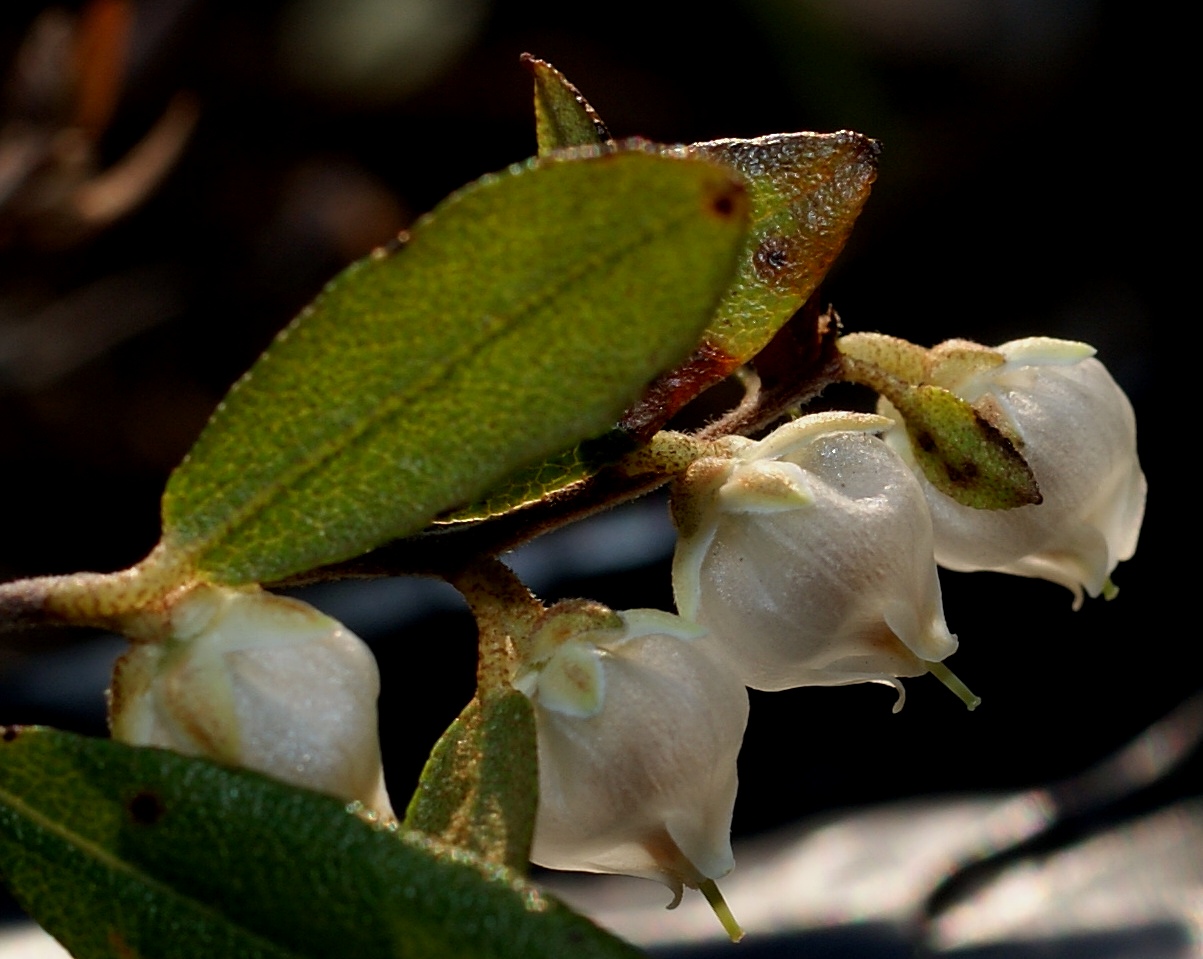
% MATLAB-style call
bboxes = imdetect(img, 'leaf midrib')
[183,195,712,573]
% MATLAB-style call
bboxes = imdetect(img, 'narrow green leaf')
[0,727,645,959]
[404,690,538,872]
[522,54,610,155]
[444,130,880,524]
[161,146,749,584]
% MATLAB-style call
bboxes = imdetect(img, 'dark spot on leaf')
[915,430,936,453]
[1,726,20,742]
[127,791,165,826]
[710,188,737,218]
[753,234,808,287]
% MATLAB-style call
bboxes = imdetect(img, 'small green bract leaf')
[0,726,645,959]
[404,690,538,872]
[837,332,929,385]
[890,383,1042,509]
[161,145,749,584]
[523,54,610,155]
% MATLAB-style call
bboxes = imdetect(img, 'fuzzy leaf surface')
[0,727,645,959]
[160,147,748,583]
[446,129,880,523]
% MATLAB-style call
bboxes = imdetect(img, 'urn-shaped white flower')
[109,584,394,819]
[672,412,961,703]
[516,607,748,915]
[879,337,1147,608]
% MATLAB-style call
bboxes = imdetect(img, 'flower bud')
[109,585,393,819]
[516,607,748,911]
[672,412,961,703]
[879,337,1147,608]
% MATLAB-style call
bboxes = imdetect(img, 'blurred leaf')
[446,129,880,524]
[0,726,645,959]
[160,146,749,584]
[404,690,538,872]
[523,53,610,155]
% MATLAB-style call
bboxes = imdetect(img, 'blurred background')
[0,1,1190,956]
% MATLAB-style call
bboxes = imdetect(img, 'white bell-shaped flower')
[673,412,962,704]
[109,584,394,819]
[880,337,1147,608]
[516,607,748,923]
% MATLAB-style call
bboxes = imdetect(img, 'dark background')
[0,0,1186,939]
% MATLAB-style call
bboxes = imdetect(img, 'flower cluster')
[512,337,1143,927]
[95,336,1142,938]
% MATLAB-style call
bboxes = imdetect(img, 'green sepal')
[0,726,643,959]
[403,689,538,874]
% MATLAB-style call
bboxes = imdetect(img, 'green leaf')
[160,146,749,584]
[445,130,881,524]
[0,727,645,959]
[438,432,633,523]
[682,131,879,364]
[522,54,610,155]
[403,690,538,872]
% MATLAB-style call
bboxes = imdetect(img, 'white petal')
[528,612,748,891]
[109,586,394,817]
[676,426,957,693]
[887,348,1146,605]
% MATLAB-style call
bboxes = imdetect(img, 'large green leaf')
[0,727,644,959]
[160,146,749,584]
[444,131,881,524]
